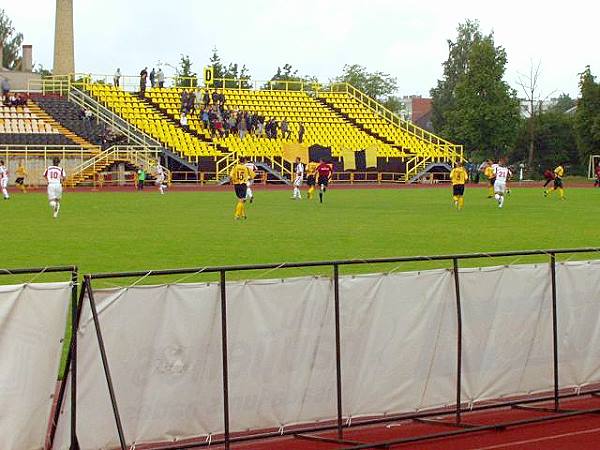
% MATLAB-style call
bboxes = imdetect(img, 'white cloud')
[3,0,598,97]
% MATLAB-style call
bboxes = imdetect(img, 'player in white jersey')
[0,160,9,199]
[292,157,304,199]
[244,159,258,203]
[43,157,65,218]
[493,158,511,208]
[154,162,167,194]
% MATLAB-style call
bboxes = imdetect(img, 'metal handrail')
[68,87,164,150]
[66,145,164,184]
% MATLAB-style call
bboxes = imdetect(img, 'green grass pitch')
[3,185,600,285]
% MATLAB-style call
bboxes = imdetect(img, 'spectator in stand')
[149,68,156,88]
[257,116,265,137]
[1,77,10,105]
[271,119,279,139]
[238,112,248,140]
[281,118,291,140]
[113,68,121,87]
[187,90,196,114]
[203,90,210,108]
[201,108,210,129]
[227,112,236,137]
[195,88,203,111]
[298,121,305,143]
[215,114,224,137]
[180,112,189,130]
[157,68,165,88]
[219,90,226,108]
[208,108,217,136]
[139,67,148,95]
[84,108,93,129]
[212,89,219,106]
[181,90,189,113]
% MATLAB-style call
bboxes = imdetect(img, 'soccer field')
[3,185,600,283]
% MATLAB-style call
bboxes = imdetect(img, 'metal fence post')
[70,269,80,449]
[85,277,127,450]
[219,270,231,450]
[333,264,344,439]
[550,252,560,412]
[452,258,463,424]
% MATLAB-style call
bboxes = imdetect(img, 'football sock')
[234,202,241,218]
[308,187,314,199]
[240,202,246,218]
[319,192,323,203]
[494,194,500,202]
[559,188,565,199]
[452,195,458,206]
[458,197,464,210]
[488,186,494,197]
[2,188,8,199]
[499,196,505,207]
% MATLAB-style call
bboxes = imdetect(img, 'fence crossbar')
[75,248,600,450]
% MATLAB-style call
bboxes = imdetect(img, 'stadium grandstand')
[12,73,463,186]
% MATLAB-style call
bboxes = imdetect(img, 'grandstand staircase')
[28,101,100,150]
[139,97,232,154]
[65,145,161,186]
[315,98,401,150]
[68,87,198,173]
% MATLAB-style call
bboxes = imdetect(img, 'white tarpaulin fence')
[0,282,71,450]
[52,261,600,449]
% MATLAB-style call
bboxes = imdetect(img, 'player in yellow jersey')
[305,160,318,199]
[450,161,468,210]
[483,160,495,198]
[15,160,27,193]
[547,163,566,200]
[229,157,255,219]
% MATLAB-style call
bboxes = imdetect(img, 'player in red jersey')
[315,159,333,203]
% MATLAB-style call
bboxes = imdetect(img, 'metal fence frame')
[56,248,600,450]
[0,265,78,450]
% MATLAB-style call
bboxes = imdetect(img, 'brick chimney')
[22,45,33,72]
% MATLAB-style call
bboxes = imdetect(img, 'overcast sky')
[4,0,599,98]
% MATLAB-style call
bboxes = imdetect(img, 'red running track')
[201,396,600,449]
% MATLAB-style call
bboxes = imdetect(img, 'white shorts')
[0,178,7,188]
[47,183,63,200]
[494,180,506,194]
[294,176,303,187]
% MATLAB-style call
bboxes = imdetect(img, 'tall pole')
[53,0,75,75]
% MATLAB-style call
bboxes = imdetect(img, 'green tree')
[266,64,316,91]
[574,66,600,164]
[432,21,520,158]
[550,93,577,113]
[334,64,398,99]
[431,20,482,135]
[0,9,23,70]
[511,112,578,175]
[34,64,52,78]
[209,47,252,88]
[175,54,197,87]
